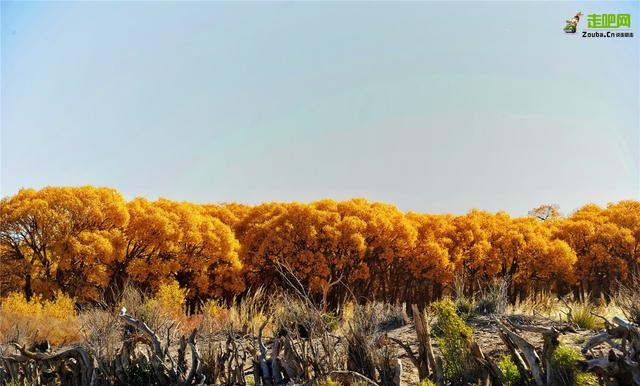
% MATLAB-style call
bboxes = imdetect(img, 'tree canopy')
[2,186,638,308]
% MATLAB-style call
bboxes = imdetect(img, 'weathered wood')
[392,358,402,386]
[181,329,199,386]
[540,329,560,386]
[328,370,378,386]
[257,319,273,386]
[582,332,613,353]
[408,303,443,385]
[281,333,303,382]
[583,350,640,386]
[10,344,97,386]
[495,318,545,385]
[421,311,443,386]
[470,341,502,386]
[389,337,420,369]
[120,313,170,386]
[499,330,529,380]
[410,304,430,381]
[272,336,283,386]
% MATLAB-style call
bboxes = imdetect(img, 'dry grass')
[505,291,630,331]
[118,281,206,340]
[0,282,635,386]
[78,307,121,361]
[507,291,564,318]
[616,274,640,324]
[0,291,81,346]
[228,287,270,335]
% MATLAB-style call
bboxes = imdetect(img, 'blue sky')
[1,1,638,215]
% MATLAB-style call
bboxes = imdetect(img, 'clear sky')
[1,1,638,215]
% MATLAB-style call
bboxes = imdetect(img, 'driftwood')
[495,317,567,386]
[0,310,205,386]
[119,313,171,385]
[4,294,639,386]
[498,319,543,385]
[1,344,97,386]
[499,329,529,380]
[580,316,640,386]
[392,304,443,385]
[117,313,203,386]
[180,329,200,386]
[494,314,640,386]
[255,318,275,386]
[328,370,378,386]
[469,341,503,386]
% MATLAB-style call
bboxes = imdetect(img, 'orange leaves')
[0,187,242,303]
[124,199,242,299]
[236,199,419,305]
[406,213,455,283]
[237,202,338,295]
[0,186,129,301]
[2,186,640,306]
[552,203,638,297]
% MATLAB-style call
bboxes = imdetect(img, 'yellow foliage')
[42,291,77,320]
[154,280,187,320]
[1,292,44,317]
[2,185,640,306]
[202,299,225,319]
[340,302,355,326]
[124,198,243,299]
[0,186,129,301]
[0,292,79,346]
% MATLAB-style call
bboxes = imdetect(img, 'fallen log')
[2,344,97,386]
[119,313,170,386]
[327,370,378,386]
[495,318,545,385]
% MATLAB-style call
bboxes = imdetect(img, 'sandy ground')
[385,314,596,385]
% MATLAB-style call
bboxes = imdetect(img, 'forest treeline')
[1,186,638,310]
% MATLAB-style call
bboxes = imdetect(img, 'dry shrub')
[196,288,270,384]
[341,302,406,334]
[198,290,267,337]
[275,292,321,336]
[197,297,235,383]
[507,291,563,318]
[0,291,80,346]
[79,306,121,358]
[118,282,187,347]
[377,303,408,331]
[273,291,346,379]
[78,306,122,381]
[475,278,508,315]
[341,301,355,325]
[344,303,402,383]
[617,274,640,324]
[508,291,618,329]
[199,298,229,336]
[136,280,187,331]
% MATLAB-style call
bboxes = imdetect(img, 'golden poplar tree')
[0,187,129,301]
